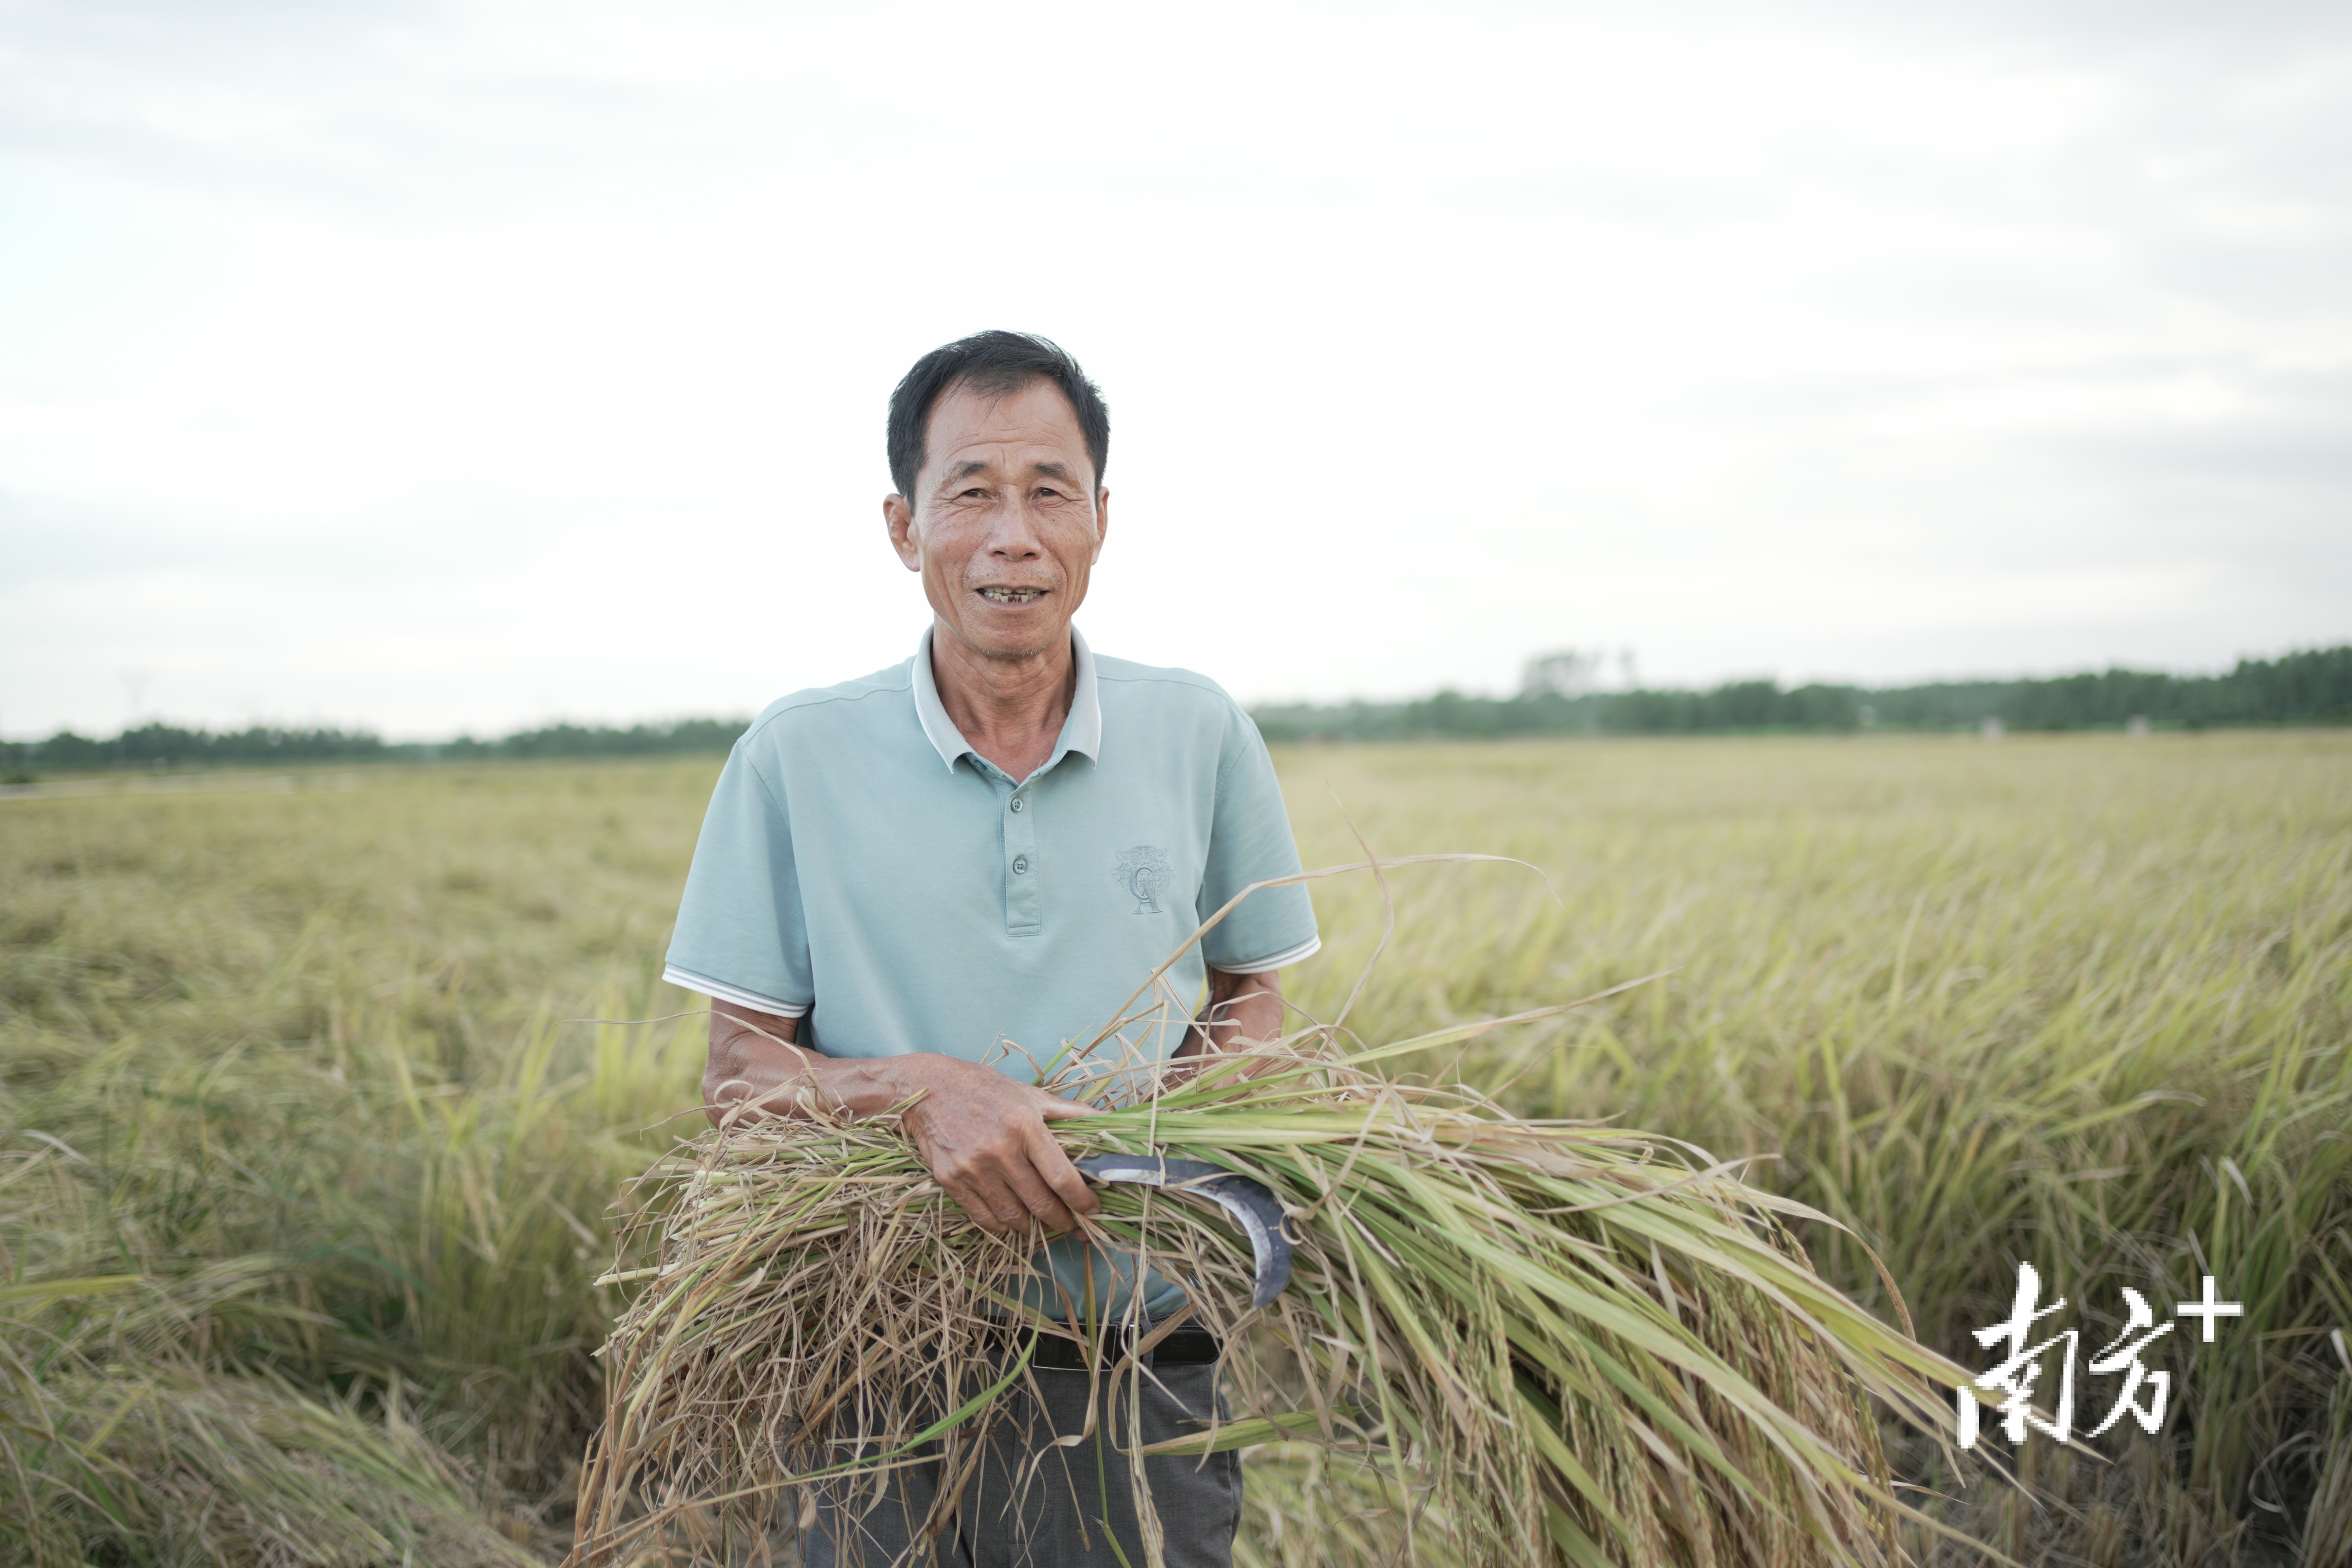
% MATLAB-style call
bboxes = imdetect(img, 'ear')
[1089,488,1110,564]
[884,494,922,571]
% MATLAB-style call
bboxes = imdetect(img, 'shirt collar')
[911,624,1102,776]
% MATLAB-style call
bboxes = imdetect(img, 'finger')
[974,1142,1077,1241]
[933,1168,1013,1234]
[931,1170,984,1227]
[1032,1093,1095,1120]
[963,1173,1035,1234]
[1027,1129,1101,1217]
[943,1181,1005,1233]
[995,1156,1083,1236]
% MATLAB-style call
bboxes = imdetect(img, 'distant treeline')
[7,646,2345,774]
[2,719,752,775]
[435,719,751,760]
[1250,644,2352,741]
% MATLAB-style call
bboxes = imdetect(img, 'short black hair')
[887,330,1110,501]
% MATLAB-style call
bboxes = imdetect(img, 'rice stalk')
[573,887,1976,1568]
[21,741,2329,1561]
[0,1343,539,1568]
[1230,1443,1466,1568]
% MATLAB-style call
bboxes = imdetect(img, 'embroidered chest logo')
[1112,845,1172,914]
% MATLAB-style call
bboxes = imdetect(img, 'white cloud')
[2,0,2347,736]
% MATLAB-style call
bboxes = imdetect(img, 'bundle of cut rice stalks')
[573,871,1973,1568]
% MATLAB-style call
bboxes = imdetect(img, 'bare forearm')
[703,1004,946,1123]
[1219,980,1284,1045]
[1180,967,1285,1058]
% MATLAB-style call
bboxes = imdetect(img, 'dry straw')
[572,858,1976,1568]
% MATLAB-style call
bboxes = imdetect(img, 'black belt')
[1020,1323,1222,1370]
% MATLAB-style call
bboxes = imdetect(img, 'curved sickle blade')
[1073,1154,1293,1309]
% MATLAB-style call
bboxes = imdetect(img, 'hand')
[894,1056,1102,1236]
[702,1002,1099,1234]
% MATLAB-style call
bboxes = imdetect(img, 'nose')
[983,495,1047,558]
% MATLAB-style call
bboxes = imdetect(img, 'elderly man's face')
[886,379,1107,664]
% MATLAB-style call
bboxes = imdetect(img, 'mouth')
[977,586,1048,605]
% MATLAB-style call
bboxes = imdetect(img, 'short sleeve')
[1196,710,1320,972]
[662,740,815,1016]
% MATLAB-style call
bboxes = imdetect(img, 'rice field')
[2,732,2347,1566]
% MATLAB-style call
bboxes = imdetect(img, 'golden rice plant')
[0,1181,542,1567]
[572,866,1975,1568]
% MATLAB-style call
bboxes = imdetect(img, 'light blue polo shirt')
[663,626,1319,1317]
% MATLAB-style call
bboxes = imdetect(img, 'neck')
[930,623,1076,780]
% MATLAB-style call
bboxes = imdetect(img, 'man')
[661,330,1320,1568]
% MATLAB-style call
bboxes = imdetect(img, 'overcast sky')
[4,0,2348,738]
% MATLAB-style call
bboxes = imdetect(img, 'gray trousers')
[802,1361,1241,1568]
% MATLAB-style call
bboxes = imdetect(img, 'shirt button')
[1009,797,1025,813]
[1012,855,1030,874]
